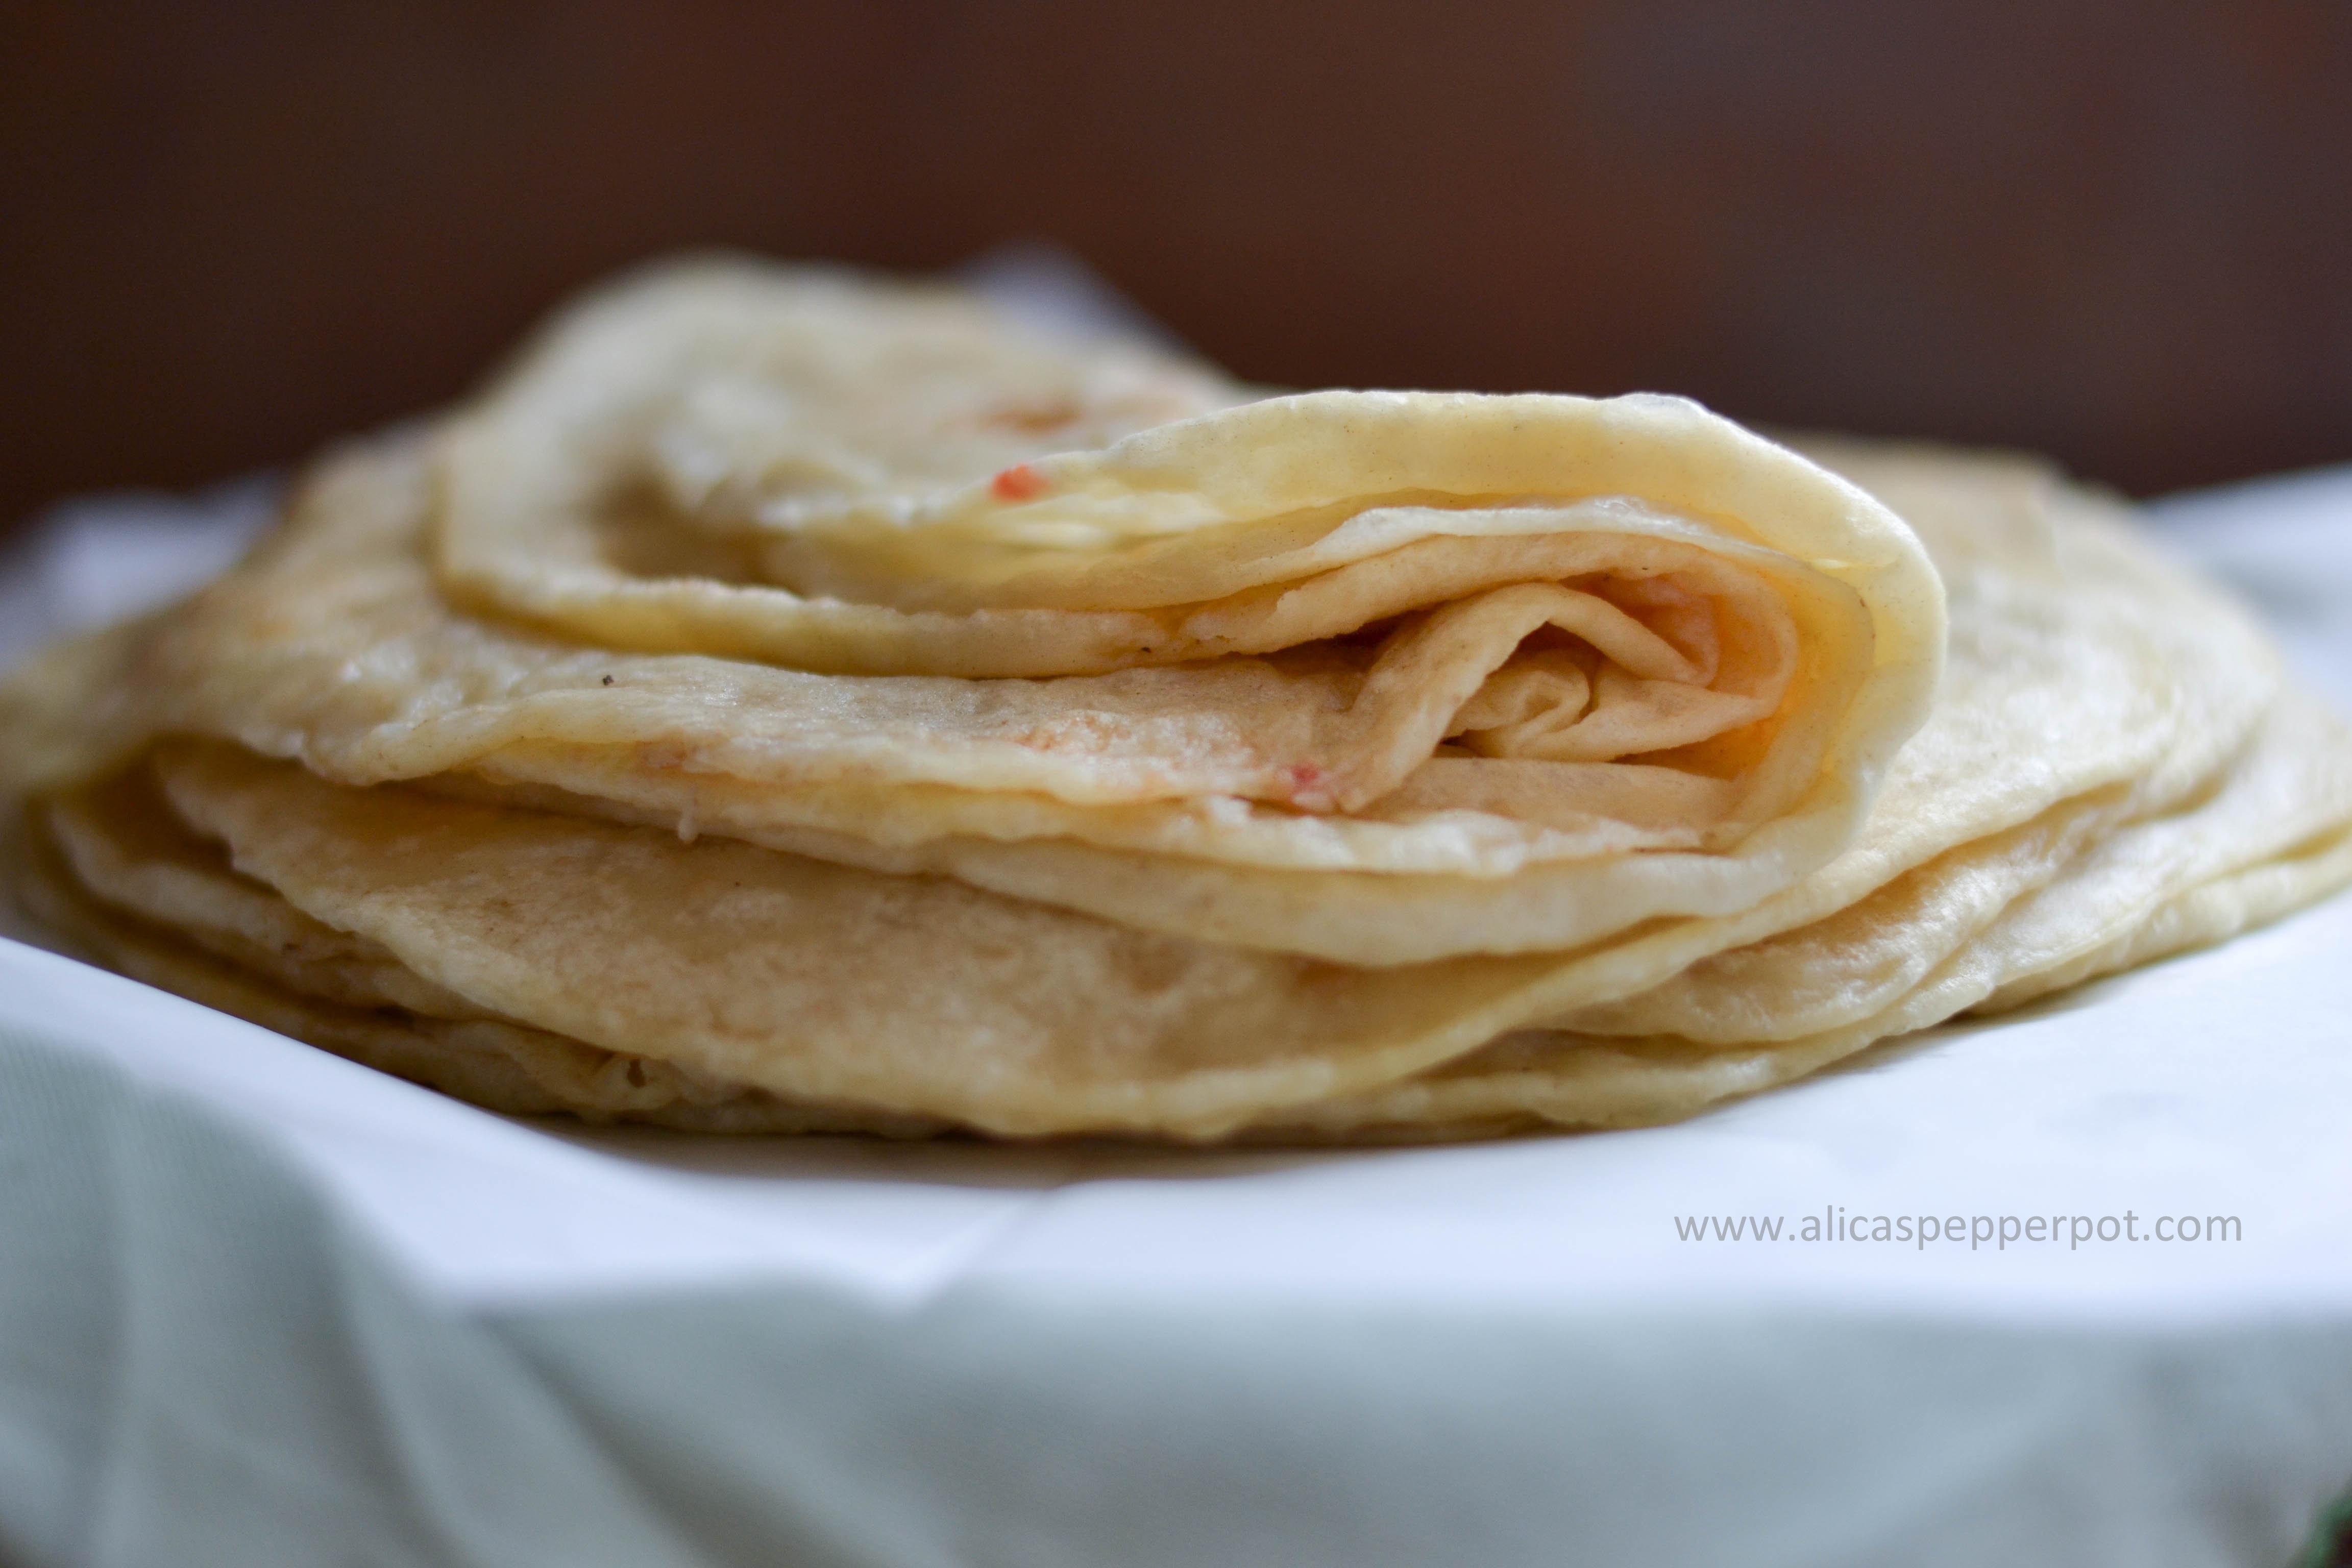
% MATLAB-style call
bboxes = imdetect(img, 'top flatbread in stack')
[5,259,2349,1141]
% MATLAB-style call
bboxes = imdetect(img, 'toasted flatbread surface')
[5,261,2345,1139]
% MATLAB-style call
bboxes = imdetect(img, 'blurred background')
[5,1,2350,534]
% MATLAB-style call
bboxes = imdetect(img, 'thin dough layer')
[3,260,2346,1142]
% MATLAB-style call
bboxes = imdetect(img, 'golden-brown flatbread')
[4,260,2345,1140]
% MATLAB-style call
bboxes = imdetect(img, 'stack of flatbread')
[6,260,2350,1141]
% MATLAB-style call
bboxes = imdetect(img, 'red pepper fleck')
[1280,762,1336,810]
[991,463,1046,501]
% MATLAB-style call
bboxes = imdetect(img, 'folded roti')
[5,259,2347,1140]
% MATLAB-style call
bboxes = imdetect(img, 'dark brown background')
[6,1,2350,533]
